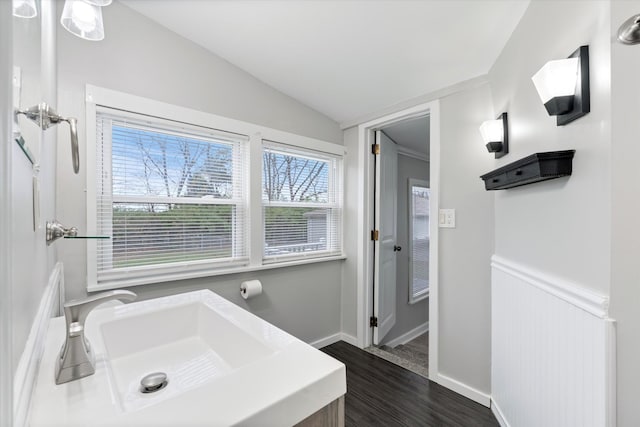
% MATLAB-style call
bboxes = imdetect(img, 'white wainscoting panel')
[14,262,64,427]
[491,256,615,427]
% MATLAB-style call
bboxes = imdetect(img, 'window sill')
[88,255,347,292]
[409,289,429,305]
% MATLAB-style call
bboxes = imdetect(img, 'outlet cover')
[438,209,456,228]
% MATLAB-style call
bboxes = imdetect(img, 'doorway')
[354,100,440,380]
[367,117,430,376]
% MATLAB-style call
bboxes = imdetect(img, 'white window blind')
[409,180,429,303]
[262,141,343,262]
[95,109,248,285]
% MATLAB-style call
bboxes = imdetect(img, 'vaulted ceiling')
[121,0,530,125]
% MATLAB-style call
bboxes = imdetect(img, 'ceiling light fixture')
[479,113,508,159]
[60,0,106,41]
[531,45,590,126]
[12,0,37,18]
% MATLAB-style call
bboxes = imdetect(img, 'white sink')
[29,290,346,426]
[100,295,279,413]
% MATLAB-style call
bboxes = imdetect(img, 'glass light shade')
[61,0,104,41]
[531,57,579,103]
[12,0,37,18]
[82,0,112,6]
[479,119,504,143]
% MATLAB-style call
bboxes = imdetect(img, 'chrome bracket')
[15,102,80,174]
[46,220,78,246]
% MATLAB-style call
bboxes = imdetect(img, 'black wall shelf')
[480,150,575,190]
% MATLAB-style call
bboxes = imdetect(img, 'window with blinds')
[94,109,248,285]
[262,141,343,262]
[409,180,430,303]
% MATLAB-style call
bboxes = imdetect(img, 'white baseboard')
[433,373,491,407]
[383,321,429,348]
[339,333,358,347]
[491,399,510,427]
[14,263,63,427]
[309,332,359,349]
[309,333,342,349]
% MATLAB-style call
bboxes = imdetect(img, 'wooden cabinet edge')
[295,395,345,427]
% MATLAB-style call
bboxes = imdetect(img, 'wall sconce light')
[60,0,107,41]
[12,0,38,18]
[479,112,508,159]
[14,0,111,41]
[531,45,589,126]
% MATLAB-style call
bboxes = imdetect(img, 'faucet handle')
[56,290,136,385]
[64,290,137,329]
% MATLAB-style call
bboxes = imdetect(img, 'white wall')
[340,84,494,396]
[0,3,14,423]
[341,126,359,339]
[11,1,58,376]
[381,153,429,345]
[55,1,344,344]
[1,2,59,424]
[488,0,611,295]
[438,83,495,394]
[115,262,341,344]
[610,1,640,425]
[487,0,614,423]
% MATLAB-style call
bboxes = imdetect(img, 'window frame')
[408,178,430,304]
[94,110,250,285]
[85,85,345,291]
[261,140,343,263]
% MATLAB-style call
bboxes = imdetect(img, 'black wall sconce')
[531,45,590,126]
[479,112,508,159]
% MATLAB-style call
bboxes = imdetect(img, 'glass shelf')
[64,236,110,240]
[15,135,36,165]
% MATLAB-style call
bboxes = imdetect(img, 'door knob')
[393,245,402,252]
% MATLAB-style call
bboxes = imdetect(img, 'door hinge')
[371,230,379,241]
[372,143,380,155]
[370,316,378,327]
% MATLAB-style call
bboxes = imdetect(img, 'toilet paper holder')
[240,280,263,300]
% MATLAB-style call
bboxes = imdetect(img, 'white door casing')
[355,100,438,382]
[373,131,398,345]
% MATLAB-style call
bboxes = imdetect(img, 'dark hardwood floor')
[321,341,498,427]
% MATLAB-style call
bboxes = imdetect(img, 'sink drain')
[140,372,168,394]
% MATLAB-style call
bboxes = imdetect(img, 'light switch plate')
[438,209,456,228]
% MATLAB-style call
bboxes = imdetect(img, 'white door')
[373,131,398,345]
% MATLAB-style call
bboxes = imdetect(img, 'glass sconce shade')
[61,0,105,41]
[531,46,589,126]
[479,119,504,143]
[531,57,579,115]
[13,0,37,18]
[480,113,508,159]
[83,0,112,6]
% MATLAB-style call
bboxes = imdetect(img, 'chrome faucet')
[55,290,137,385]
